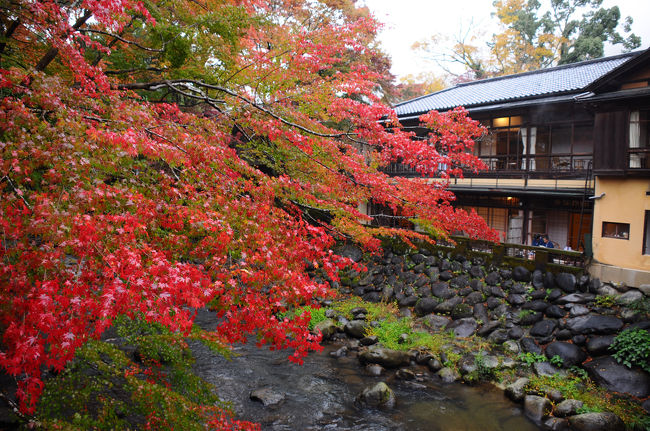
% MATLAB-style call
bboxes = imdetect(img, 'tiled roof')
[393,52,639,118]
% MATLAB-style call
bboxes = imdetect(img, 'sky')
[361,0,650,80]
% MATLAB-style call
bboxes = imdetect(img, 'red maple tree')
[0,0,496,422]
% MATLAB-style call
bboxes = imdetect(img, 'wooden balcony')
[383,154,593,179]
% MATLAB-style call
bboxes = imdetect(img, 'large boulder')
[431,282,454,299]
[583,356,650,398]
[344,320,368,338]
[473,303,489,324]
[446,317,478,338]
[521,337,543,354]
[618,290,644,305]
[435,296,463,313]
[545,305,566,318]
[487,329,509,344]
[464,291,484,306]
[513,266,532,282]
[410,253,426,264]
[313,319,338,340]
[354,382,395,409]
[530,319,558,338]
[422,314,451,332]
[505,377,529,402]
[451,303,473,320]
[449,275,470,289]
[485,271,501,286]
[359,346,410,368]
[250,387,285,407]
[566,315,623,335]
[469,265,484,279]
[438,367,460,383]
[544,341,587,367]
[555,273,577,293]
[554,399,584,418]
[524,395,552,422]
[568,412,624,431]
[556,293,595,305]
[586,335,614,356]
[414,297,439,316]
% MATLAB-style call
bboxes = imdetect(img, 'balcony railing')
[384,154,593,178]
[433,235,586,274]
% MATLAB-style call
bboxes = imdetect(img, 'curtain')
[520,127,528,170]
[528,127,536,170]
[630,111,641,168]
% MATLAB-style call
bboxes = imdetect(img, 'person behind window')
[532,234,542,246]
[541,234,554,248]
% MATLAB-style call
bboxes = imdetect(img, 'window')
[525,122,593,172]
[491,117,523,170]
[602,222,630,240]
[643,211,650,254]
[629,110,650,168]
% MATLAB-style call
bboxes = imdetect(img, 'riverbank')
[319,242,650,430]
[3,241,649,430]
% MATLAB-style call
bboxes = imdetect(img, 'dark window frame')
[641,210,650,255]
[602,221,630,240]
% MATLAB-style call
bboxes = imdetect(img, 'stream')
[192,309,541,431]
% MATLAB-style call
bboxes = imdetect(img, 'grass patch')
[294,305,328,331]
[332,297,399,322]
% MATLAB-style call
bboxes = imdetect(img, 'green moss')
[526,373,647,427]
[35,316,236,430]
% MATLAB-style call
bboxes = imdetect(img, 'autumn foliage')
[0,0,495,422]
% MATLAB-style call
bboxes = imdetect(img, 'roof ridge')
[454,51,639,88]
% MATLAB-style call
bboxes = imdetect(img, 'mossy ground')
[30,316,244,430]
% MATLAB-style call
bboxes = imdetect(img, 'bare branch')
[35,9,92,71]
[104,66,167,75]
[2,175,32,211]
[119,79,356,139]
[79,28,163,52]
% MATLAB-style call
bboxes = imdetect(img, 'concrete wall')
[591,177,650,285]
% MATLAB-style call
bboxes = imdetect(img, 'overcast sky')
[362,0,650,79]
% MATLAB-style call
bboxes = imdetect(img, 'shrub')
[550,355,564,368]
[517,352,547,365]
[594,295,617,307]
[610,328,650,373]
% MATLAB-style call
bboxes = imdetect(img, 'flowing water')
[192,310,541,431]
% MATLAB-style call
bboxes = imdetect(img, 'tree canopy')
[0,0,495,423]
[413,0,641,81]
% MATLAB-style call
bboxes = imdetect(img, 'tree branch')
[79,28,163,52]
[119,79,356,139]
[105,66,167,75]
[35,9,92,71]
[0,19,20,57]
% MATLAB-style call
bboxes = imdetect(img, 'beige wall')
[592,177,650,273]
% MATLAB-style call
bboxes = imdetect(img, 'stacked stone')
[336,244,650,412]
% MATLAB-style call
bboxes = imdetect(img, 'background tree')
[391,71,449,102]
[0,0,496,423]
[413,0,641,81]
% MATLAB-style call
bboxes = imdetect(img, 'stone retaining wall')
[333,242,650,427]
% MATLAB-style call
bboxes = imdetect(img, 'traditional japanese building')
[390,48,650,286]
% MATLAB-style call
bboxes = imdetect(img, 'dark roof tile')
[393,52,638,117]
